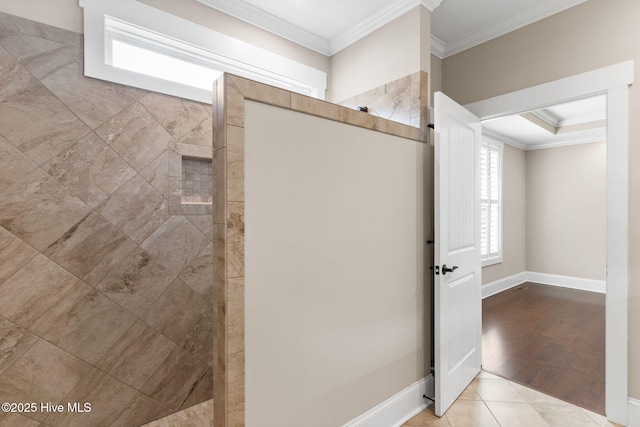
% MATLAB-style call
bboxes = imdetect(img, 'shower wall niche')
[0,11,213,427]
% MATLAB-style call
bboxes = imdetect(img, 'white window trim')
[79,0,327,103]
[480,136,503,267]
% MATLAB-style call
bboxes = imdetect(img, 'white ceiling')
[196,0,602,149]
[196,0,589,57]
[482,95,607,150]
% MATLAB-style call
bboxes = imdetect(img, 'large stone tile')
[403,405,451,426]
[180,307,213,366]
[141,279,208,344]
[471,377,528,403]
[212,147,225,225]
[96,174,168,244]
[43,212,136,286]
[458,383,482,401]
[140,149,169,197]
[227,350,244,426]
[178,114,213,147]
[140,346,211,410]
[445,400,500,427]
[226,125,244,202]
[95,102,173,175]
[139,92,209,141]
[95,248,176,316]
[43,290,137,364]
[0,411,41,426]
[0,254,90,335]
[0,45,39,101]
[96,320,176,389]
[227,277,244,355]
[185,215,213,241]
[0,317,38,376]
[180,366,213,410]
[41,61,136,129]
[0,33,82,79]
[484,401,550,427]
[0,79,90,165]
[0,169,91,251]
[511,382,570,406]
[581,408,623,427]
[0,340,91,422]
[141,215,210,275]
[0,136,37,193]
[0,226,37,285]
[532,403,600,427]
[212,224,225,302]
[178,242,213,299]
[110,394,172,427]
[291,93,341,122]
[45,368,138,427]
[227,201,244,278]
[44,132,136,208]
[141,399,213,427]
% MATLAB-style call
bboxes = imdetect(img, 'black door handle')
[442,264,458,275]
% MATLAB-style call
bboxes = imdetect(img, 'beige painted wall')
[442,0,640,397]
[0,0,83,32]
[329,7,427,102]
[141,0,330,74]
[482,143,526,285]
[526,142,606,280]
[244,101,427,426]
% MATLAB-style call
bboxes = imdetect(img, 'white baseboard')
[482,272,527,299]
[628,398,640,426]
[343,375,434,427]
[526,272,606,294]
[482,271,606,298]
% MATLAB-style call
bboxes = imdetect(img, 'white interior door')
[433,91,482,416]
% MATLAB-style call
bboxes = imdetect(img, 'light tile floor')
[403,371,622,427]
[141,399,213,427]
[139,372,622,427]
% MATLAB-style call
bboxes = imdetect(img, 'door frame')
[463,60,633,425]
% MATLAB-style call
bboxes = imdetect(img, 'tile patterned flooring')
[403,371,622,427]
[144,371,622,427]
[142,399,213,427]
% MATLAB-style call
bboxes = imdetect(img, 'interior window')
[480,139,503,266]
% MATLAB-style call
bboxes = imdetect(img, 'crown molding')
[483,125,606,151]
[331,0,421,54]
[422,0,444,12]
[438,0,589,58]
[430,35,445,59]
[195,0,331,55]
[197,0,443,56]
[482,128,528,150]
[529,110,561,128]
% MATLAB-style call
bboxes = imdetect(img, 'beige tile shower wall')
[212,73,425,427]
[338,71,429,129]
[0,12,213,427]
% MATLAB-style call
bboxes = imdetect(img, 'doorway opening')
[462,61,632,425]
[478,93,607,414]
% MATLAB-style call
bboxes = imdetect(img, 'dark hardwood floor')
[482,282,605,414]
